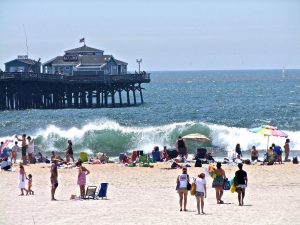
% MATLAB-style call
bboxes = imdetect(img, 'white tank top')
[178,174,188,188]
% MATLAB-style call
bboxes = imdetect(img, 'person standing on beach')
[15,134,27,165]
[235,163,248,206]
[212,162,226,204]
[284,139,290,162]
[27,136,34,164]
[11,141,19,164]
[175,136,188,161]
[251,146,259,162]
[194,173,207,214]
[235,143,242,159]
[176,167,190,211]
[50,158,59,200]
[77,160,90,199]
[65,140,74,163]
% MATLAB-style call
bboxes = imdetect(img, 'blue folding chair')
[97,183,109,199]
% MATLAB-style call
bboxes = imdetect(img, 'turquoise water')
[0,70,299,156]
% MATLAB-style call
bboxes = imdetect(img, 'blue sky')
[0,0,299,71]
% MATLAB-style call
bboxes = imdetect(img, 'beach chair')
[85,186,97,199]
[166,149,178,159]
[152,151,161,162]
[193,148,207,160]
[97,183,109,199]
[139,154,150,167]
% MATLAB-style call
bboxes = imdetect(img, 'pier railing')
[0,72,150,84]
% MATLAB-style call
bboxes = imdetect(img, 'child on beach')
[77,160,90,199]
[11,141,19,164]
[27,174,34,195]
[18,164,28,195]
[194,173,207,214]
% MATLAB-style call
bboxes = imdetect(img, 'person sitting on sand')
[251,146,259,162]
[18,164,28,195]
[235,163,248,206]
[1,157,12,171]
[175,136,188,161]
[194,173,207,214]
[176,167,190,211]
[162,146,170,161]
[272,143,283,164]
[212,162,226,204]
[50,158,59,200]
[77,160,90,199]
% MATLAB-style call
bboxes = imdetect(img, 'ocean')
[0,70,299,157]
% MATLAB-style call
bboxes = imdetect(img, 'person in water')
[212,162,227,204]
[176,167,190,211]
[175,136,188,160]
[235,163,248,206]
[65,140,74,163]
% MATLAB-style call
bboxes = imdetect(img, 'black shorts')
[21,146,27,157]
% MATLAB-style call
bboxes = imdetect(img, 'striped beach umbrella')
[250,125,288,149]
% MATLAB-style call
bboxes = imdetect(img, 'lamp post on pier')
[136,58,142,73]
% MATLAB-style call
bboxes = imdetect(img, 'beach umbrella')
[249,125,288,149]
[182,133,210,143]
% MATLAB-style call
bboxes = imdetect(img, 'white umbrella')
[182,133,210,143]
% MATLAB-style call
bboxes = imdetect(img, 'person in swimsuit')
[235,143,242,159]
[27,174,34,195]
[65,140,74,163]
[50,158,59,200]
[175,136,188,161]
[212,162,226,204]
[235,163,248,206]
[16,134,27,165]
[251,146,259,161]
[77,160,90,199]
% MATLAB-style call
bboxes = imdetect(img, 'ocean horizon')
[1,69,299,157]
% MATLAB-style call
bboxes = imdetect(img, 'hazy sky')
[0,0,299,71]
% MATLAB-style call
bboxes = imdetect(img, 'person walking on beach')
[176,167,190,211]
[11,141,19,164]
[194,173,207,214]
[50,158,59,200]
[235,143,242,159]
[235,163,248,206]
[18,164,28,195]
[15,134,27,165]
[65,140,74,163]
[212,162,226,204]
[27,174,34,195]
[77,160,90,199]
[175,136,188,161]
[284,139,290,162]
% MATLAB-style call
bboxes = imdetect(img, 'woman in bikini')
[212,162,226,204]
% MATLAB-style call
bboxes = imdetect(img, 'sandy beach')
[1,162,300,225]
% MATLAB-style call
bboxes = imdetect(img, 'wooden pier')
[0,72,150,110]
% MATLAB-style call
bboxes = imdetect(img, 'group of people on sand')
[235,138,291,164]
[176,162,248,214]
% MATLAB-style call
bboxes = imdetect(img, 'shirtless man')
[16,134,27,165]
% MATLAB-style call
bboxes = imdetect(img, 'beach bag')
[190,183,196,195]
[187,181,191,191]
[223,178,230,191]
[293,157,299,164]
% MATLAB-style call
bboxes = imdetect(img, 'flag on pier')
[79,38,85,43]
